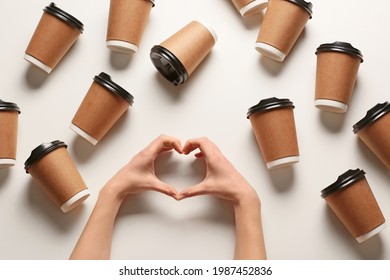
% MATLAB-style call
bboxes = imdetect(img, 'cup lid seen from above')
[353,101,390,133]
[247,97,295,118]
[316,41,363,62]
[321,168,366,198]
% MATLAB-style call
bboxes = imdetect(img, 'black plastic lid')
[316,41,363,62]
[93,72,134,105]
[44,2,84,32]
[321,168,366,198]
[24,140,68,173]
[287,0,313,18]
[150,45,189,86]
[0,99,21,113]
[247,97,294,118]
[353,102,390,133]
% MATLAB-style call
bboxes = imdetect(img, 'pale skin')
[69,135,266,260]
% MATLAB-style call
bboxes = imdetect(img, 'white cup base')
[356,223,387,243]
[60,189,90,213]
[315,99,348,113]
[240,0,268,17]
[267,156,300,170]
[24,54,52,74]
[106,40,138,54]
[197,22,218,43]
[70,123,99,145]
[255,42,286,62]
[0,158,16,168]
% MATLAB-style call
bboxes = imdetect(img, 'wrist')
[234,187,261,209]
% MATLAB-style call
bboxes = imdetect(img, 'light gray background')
[0,0,389,259]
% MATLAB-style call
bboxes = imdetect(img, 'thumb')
[151,181,178,199]
[178,183,208,200]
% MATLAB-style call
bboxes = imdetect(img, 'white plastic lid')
[240,0,268,17]
[60,189,90,213]
[267,156,300,170]
[314,99,348,113]
[0,158,16,168]
[356,223,387,243]
[255,42,286,62]
[106,40,138,54]
[24,54,52,74]
[70,123,99,145]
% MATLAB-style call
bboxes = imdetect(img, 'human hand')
[178,137,258,205]
[102,134,183,200]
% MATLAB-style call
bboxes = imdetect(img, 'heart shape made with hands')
[154,150,207,194]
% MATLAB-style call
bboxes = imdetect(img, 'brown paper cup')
[150,21,217,85]
[232,0,268,17]
[24,3,83,74]
[247,97,299,169]
[255,0,313,61]
[0,101,20,168]
[106,0,154,54]
[71,72,134,145]
[353,102,390,170]
[315,42,363,113]
[25,141,90,213]
[321,169,386,243]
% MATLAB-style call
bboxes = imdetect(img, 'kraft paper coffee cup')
[25,141,90,213]
[247,97,299,169]
[321,169,386,243]
[24,2,84,74]
[0,100,21,168]
[71,72,134,145]
[106,0,155,54]
[232,0,268,17]
[315,42,363,113]
[150,21,217,86]
[255,0,313,61]
[353,102,390,170]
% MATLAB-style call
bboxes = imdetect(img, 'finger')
[150,182,178,198]
[178,183,208,200]
[183,137,216,157]
[146,135,183,157]
[194,152,204,158]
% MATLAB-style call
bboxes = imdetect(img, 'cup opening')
[255,42,286,62]
[150,45,189,86]
[70,123,99,145]
[106,40,138,54]
[267,156,300,170]
[60,189,90,213]
[314,99,348,113]
[240,0,268,17]
[356,223,387,243]
[0,158,16,168]
[24,54,52,74]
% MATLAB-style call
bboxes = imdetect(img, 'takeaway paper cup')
[0,100,21,168]
[321,169,386,243]
[25,141,90,213]
[247,97,300,169]
[71,72,134,145]
[106,0,155,54]
[315,42,363,113]
[353,102,390,170]
[255,0,313,61]
[24,2,84,74]
[150,21,217,86]
[231,0,268,17]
